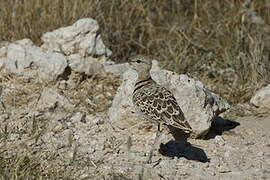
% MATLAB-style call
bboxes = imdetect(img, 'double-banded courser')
[129,55,192,163]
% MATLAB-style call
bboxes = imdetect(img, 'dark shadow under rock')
[205,116,240,139]
[159,140,210,163]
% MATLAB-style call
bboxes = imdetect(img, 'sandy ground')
[0,75,269,179]
[1,109,269,179]
[91,114,270,180]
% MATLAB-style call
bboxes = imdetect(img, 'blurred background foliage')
[0,0,270,103]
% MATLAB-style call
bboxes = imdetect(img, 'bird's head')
[129,55,152,78]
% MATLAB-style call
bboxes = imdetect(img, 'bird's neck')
[134,75,153,93]
[135,76,152,85]
[137,72,151,82]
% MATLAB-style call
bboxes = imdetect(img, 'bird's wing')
[134,85,192,132]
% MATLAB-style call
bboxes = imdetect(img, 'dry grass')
[1,0,270,103]
[0,154,72,179]
[0,72,120,113]
[62,72,120,113]
[0,72,121,180]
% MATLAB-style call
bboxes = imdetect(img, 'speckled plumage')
[129,55,192,133]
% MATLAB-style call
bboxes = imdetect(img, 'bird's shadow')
[153,116,239,163]
[205,116,240,139]
[159,140,210,163]
[158,126,210,163]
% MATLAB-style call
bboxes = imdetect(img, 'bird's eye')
[136,60,141,63]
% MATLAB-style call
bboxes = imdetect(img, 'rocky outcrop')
[67,54,114,75]
[41,18,111,57]
[0,39,67,81]
[104,63,129,76]
[108,60,230,138]
[250,84,270,109]
[0,18,115,82]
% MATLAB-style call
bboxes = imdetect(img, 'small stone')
[36,88,75,110]
[58,80,67,89]
[0,56,5,70]
[244,141,255,146]
[178,171,188,176]
[204,163,210,168]
[80,174,90,179]
[224,151,230,158]
[86,114,105,125]
[257,151,264,157]
[250,84,270,109]
[214,135,226,146]
[94,118,104,125]
[0,113,9,120]
[52,123,63,132]
[218,166,231,173]
[70,112,86,123]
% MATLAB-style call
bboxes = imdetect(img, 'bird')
[129,55,193,163]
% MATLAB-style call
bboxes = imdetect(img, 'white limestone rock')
[1,18,113,80]
[36,88,75,111]
[104,63,129,76]
[0,39,67,81]
[250,84,270,109]
[108,69,139,129]
[68,54,111,75]
[0,56,4,71]
[108,60,230,138]
[41,18,112,57]
[67,53,129,77]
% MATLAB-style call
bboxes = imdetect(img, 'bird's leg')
[146,123,163,164]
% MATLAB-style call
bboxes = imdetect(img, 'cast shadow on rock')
[205,116,240,140]
[158,126,210,163]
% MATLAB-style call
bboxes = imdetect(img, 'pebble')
[218,166,231,173]
[214,136,226,146]
[0,113,9,120]
[70,112,86,123]
[224,151,230,158]
[58,80,67,89]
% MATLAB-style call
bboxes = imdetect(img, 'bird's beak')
[128,60,134,66]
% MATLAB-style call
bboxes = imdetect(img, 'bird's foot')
[146,151,153,164]
[145,157,162,167]
[146,159,152,164]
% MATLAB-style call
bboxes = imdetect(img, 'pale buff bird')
[129,55,192,163]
